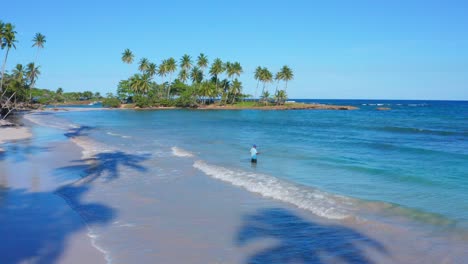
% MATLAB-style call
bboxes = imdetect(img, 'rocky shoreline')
[121,102,358,111]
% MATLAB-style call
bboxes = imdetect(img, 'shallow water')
[21,100,468,263]
[53,101,468,222]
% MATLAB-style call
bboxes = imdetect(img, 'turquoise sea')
[21,99,468,262]
[58,100,468,223]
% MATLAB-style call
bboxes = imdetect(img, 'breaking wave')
[193,160,355,219]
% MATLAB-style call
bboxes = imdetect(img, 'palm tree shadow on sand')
[0,139,151,263]
[64,125,94,138]
[57,151,150,184]
[0,139,51,162]
[237,208,387,264]
[0,186,114,264]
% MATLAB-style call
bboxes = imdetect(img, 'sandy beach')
[1,111,467,263]
[0,121,32,152]
[0,118,106,264]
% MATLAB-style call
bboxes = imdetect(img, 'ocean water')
[26,100,468,262]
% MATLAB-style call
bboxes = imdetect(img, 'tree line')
[0,20,45,119]
[105,49,294,108]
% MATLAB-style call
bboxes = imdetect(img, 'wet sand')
[0,124,32,152]
[0,128,106,263]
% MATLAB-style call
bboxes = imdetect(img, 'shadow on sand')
[237,208,387,264]
[0,139,51,162]
[64,125,94,138]
[57,151,150,183]
[0,186,114,264]
[0,137,150,263]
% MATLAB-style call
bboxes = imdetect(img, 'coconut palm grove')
[0,19,294,117]
[0,21,105,119]
[109,49,294,108]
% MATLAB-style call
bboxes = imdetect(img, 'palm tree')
[190,66,203,84]
[199,80,214,104]
[158,60,168,85]
[165,57,177,98]
[146,62,157,78]
[32,33,46,62]
[259,67,273,104]
[280,65,294,94]
[138,58,149,72]
[260,90,270,103]
[223,62,233,104]
[1,23,17,94]
[28,33,46,101]
[209,58,224,100]
[197,53,208,75]
[129,74,142,95]
[0,21,4,48]
[139,74,151,94]
[219,79,231,104]
[274,90,287,105]
[180,54,192,71]
[178,68,189,84]
[12,64,25,82]
[179,54,192,84]
[26,63,41,89]
[229,79,242,104]
[254,66,262,100]
[121,49,134,64]
[274,71,283,96]
[225,62,243,104]
[232,62,243,78]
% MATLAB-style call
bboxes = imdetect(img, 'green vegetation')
[0,20,49,119]
[110,49,294,108]
[102,94,121,108]
[0,21,104,118]
[1,19,295,118]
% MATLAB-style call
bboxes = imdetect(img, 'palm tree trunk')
[160,76,165,98]
[35,48,40,64]
[167,73,172,99]
[260,82,265,104]
[255,80,259,101]
[30,50,40,103]
[274,80,280,105]
[2,91,17,120]
[0,48,11,93]
[215,76,218,104]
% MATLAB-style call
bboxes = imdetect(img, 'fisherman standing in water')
[250,144,259,163]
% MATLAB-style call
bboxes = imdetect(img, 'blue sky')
[3,0,468,99]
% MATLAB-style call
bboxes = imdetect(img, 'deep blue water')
[53,100,468,226]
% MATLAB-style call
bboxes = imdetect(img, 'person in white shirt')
[250,144,259,163]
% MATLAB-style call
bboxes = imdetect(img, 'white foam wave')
[171,147,194,157]
[24,112,75,130]
[70,137,115,160]
[87,230,113,264]
[193,160,354,219]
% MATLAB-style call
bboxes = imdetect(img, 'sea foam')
[193,160,353,219]
[171,147,194,157]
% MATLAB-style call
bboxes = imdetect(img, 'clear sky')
[3,0,468,100]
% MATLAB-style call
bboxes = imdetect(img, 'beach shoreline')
[29,102,358,113]
[0,119,32,152]
[1,110,467,263]
[0,116,107,264]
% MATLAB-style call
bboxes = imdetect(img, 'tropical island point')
[114,102,358,111]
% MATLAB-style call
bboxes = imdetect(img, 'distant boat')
[285,100,296,103]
